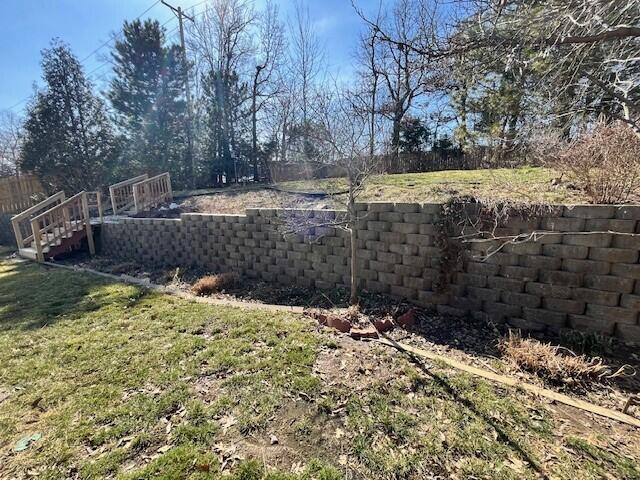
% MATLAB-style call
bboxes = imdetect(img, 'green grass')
[0,258,638,479]
[281,167,588,205]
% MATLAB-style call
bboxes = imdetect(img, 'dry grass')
[192,272,239,296]
[499,332,626,384]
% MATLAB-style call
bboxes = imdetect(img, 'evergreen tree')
[20,40,117,192]
[399,117,430,153]
[201,69,249,184]
[108,20,190,186]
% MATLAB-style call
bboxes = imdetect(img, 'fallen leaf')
[219,415,236,434]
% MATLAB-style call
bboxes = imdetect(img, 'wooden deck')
[11,172,173,262]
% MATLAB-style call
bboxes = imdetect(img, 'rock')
[374,317,394,333]
[270,434,279,445]
[350,325,379,340]
[396,308,417,328]
[326,315,352,333]
[306,309,328,326]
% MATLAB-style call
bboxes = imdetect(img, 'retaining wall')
[100,203,640,343]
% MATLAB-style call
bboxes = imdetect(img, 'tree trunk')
[348,191,359,305]
[251,89,258,182]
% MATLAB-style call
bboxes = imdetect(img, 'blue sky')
[0,0,369,113]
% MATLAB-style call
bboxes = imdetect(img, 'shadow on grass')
[0,261,146,331]
[391,339,550,479]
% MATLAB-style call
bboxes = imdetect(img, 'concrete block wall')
[100,203,640,343]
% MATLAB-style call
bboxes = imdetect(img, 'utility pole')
[161,1,196,188]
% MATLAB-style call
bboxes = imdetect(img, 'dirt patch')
[313,336,396,393]
[190,334,404,476]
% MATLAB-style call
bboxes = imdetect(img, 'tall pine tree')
[201,69,249,184]
[108,20,190,187]
[21,40,117,192]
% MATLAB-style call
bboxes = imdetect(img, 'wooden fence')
[0,175,45,214]
[267,151,527,183]
[132,173,173,214]
[375,150,526,174]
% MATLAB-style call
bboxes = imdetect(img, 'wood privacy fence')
[375,150,526,174]
[267,151,527,182]
[132,173,173,214]
[0,175,45,214]
[109,174,149,215]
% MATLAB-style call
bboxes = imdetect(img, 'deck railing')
[87,191,104,223]
[29,191,95,262]
[11,191,66,249]
[132,173,173,214]
[109,174,149,215]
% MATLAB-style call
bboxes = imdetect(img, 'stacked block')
[99,203,640,343]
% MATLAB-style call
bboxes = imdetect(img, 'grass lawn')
[281,167,589,205]
[1,255,639,479]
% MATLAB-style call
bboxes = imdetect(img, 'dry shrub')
[192,273,239,296]
[498,332,627,384]
[545,121,640,204]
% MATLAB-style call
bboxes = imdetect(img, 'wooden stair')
[12,191,97,262]
[18,224,88,260]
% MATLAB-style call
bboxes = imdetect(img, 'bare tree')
[288,0,325,161]
[284,85,380,304]
[355,6,384,159]
[357,0,640,132]
[250,1,285,181]
[188,0,255,76]
[188,0,255,183]
[0,111,23,177]
[374,0,434,158]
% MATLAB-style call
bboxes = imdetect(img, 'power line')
[80,0,162,63]
[3,0,169,112]
[88,1,210,81]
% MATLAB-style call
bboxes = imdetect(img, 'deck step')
[18,247,50,260]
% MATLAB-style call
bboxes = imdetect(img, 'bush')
[547,121,640,204]
[192,272,239,296]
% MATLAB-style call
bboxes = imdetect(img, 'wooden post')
[97,191,104,223]
[109,186,117,215]
[62,200,71,237]
[11,217,24,250]
[30,217,44,262]
[166,173,173,203]
[81,193,96,256]
[132,184,139,214]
